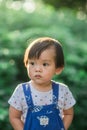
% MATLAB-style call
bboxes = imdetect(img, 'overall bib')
[23,81,65,130]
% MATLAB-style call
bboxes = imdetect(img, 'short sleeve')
[63,86,76,110]
[8,84,24,111]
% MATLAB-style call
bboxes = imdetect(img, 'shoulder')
[8,82,30,111]
[52,80,68,89]
[52,80,72,95]
[14,81,30,93]
[53,81,76,108]
[58,82,68,91]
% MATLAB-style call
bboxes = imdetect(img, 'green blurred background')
[0,0,87,130]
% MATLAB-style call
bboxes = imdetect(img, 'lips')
[35,75,41,78]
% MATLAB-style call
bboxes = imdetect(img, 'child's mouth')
[35,75,41,78]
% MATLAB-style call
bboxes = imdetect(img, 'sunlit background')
[0,0,87,130]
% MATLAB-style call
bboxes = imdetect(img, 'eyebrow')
[41,59,52,62]
[30,59,52,62]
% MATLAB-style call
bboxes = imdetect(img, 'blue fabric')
[23,81,65,130]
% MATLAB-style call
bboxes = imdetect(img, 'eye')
[43,63,49,66]
[29,62,35,66]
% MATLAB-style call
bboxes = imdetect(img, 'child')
[8,37,76,130]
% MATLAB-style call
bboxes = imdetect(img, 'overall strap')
[52,81,59,104]
[23,81,59,107]
[22,83,34,107]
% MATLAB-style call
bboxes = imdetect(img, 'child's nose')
[35,65,42,72]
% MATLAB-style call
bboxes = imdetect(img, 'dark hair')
[24,37,64,68]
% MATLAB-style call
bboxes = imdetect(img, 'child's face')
[27,47,59,85]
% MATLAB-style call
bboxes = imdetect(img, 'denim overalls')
[23,81,65,130]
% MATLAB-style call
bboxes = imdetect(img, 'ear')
[55,67,64,75]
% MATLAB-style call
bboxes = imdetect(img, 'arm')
[63,107,74,130]
[9,106,24,130]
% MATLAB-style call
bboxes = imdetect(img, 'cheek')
[27,69,33,79]
[43,69,55,77]
[27,66,32,76]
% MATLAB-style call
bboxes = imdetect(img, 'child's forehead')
[28,45,56,59]
[29,58,53,62]
[28,48,56,61]
[40,47,56,56]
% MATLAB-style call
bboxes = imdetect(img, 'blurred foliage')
[0,1,87,130]
[42,0,87,13]
[5,0,87,13]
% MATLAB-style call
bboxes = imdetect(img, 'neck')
[30,80,52,92]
